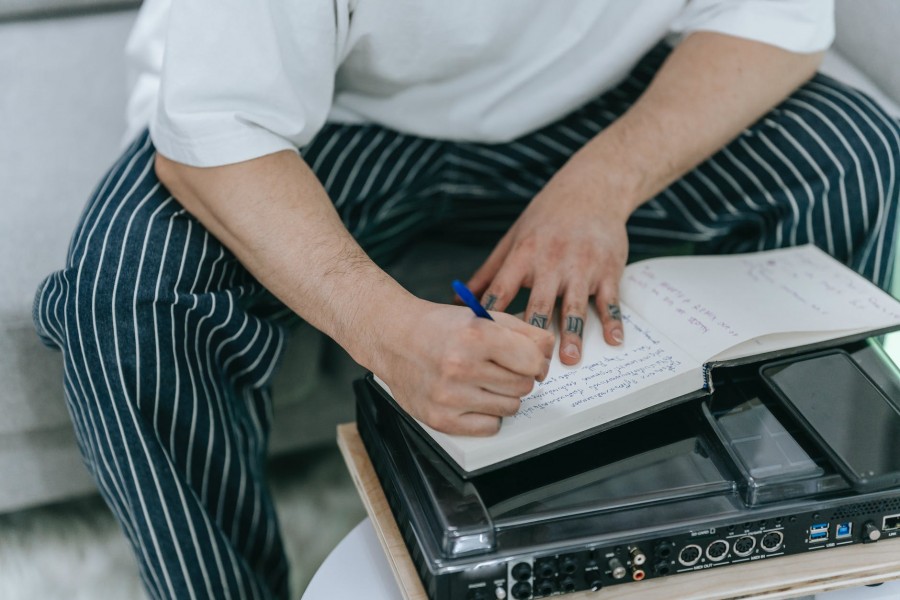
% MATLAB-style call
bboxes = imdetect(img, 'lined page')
[424,304,701,469]
[621,245,900,362]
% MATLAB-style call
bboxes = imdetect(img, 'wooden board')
[337,423,900,599]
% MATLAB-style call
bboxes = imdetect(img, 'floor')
[0,446,365,599]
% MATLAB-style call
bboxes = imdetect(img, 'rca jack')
[628,546,647,566]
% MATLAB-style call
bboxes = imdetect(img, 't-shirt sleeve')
[150,0,340,167]
[669,0,835,54]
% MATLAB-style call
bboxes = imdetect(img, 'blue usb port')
[809,523,829,542]
[836,522,853,539]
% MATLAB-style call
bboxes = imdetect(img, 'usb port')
[809,523,829,542]
[836,522,853,539]
[883,514,900,531]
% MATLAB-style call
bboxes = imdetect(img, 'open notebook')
[374,245,900,475]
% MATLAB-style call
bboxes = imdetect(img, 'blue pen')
[452,280,494,321]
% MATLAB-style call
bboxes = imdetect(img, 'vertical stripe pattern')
[33,43,900,599]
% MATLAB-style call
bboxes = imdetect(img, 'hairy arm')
[155,150,553,435]
[570,31,824,215]
[468,32,824,363]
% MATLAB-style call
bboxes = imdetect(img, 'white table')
[301,518,900,600]
[301,519,401,600]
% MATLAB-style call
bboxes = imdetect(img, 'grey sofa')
[2,1,899,514]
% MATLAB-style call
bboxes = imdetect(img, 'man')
[33,0,899,598]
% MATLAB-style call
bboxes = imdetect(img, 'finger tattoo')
[483,294,498,310]
[529,313,549,329]
[607,303,622,321]
[565,315,584,338]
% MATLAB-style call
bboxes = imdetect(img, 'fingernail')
[563,343,580,360]
[612,329,624,344]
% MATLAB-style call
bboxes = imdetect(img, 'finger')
[493,313,555,363]
[426,391,520,436]
[453,412,503,437]
[524,275,560,332]
[596,285,624,346]
[467,234,513,299]
[485,325,551,379]
[477,363,538,398]
[469,390,524,418]
[479,255,528,313]
[559,280,590,365]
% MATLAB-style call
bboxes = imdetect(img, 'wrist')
[344,284,426,377]
[556,145,643,221]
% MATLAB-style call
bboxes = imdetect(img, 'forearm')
[156,149,555,436]
[154,150,415,373]
[562,32,825,214]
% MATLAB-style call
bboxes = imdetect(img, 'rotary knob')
[863,521,882,542]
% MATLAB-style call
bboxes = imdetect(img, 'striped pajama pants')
[33,44,900,599]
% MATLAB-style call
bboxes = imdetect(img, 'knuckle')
[440,354,468,380]
[459,325,484,346]
[562,296,587,315]
[512,235,538,255]
[427,409,458,434]
[478,417,502,436]
[431,388,455,409]
[507,397,524,416]
[527,296,554,315]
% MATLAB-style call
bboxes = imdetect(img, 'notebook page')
[621,245,900,363]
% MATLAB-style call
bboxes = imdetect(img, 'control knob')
[864,521,882,542]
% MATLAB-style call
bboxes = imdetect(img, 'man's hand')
[156,150,556,438]
[467,32,823,366]
[155,33,822,438]
[380,303,554,436]
[467,166,630,367]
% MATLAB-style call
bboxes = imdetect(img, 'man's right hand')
[378,302,555,436]
[156,151,553,437]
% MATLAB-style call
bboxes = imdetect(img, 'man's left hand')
[466,165,630,366]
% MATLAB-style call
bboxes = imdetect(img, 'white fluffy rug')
[0,447,366,599]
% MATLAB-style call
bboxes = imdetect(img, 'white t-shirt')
[126,0,834,168]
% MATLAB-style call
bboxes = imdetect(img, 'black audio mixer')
[355,339,900,600]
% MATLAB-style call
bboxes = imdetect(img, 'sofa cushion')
[0,427,96,513]
[820,49,900,119]
[0,319,70,435]
[0,10,136,436]
[834,0,900,113]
